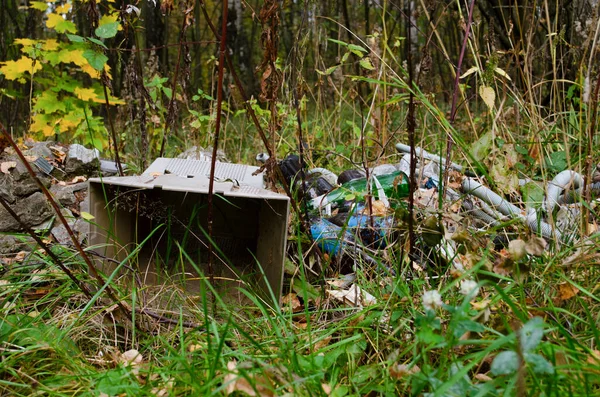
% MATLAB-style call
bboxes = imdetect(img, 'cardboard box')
[87,159,289,301]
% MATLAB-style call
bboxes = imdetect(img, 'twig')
[101,73,124,176]
[406,0,417,265]
[0,121,133,323]
[581,68,600,231]
[197,0,306,229]
[158,4,194,157]
[0,195,94,299]
[443,0,475,198]
[206,0,229,295]
[138,308,200,328]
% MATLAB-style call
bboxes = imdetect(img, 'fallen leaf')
[120,349,143,366]
[327,284,376,307]
[151,379,174,397]
[556,282,579,302]
[475,373,493,382]
[281,293,302,313]
[370,200,389,216]
[188,343,206,352]
[526,236,546,256]
[15,251,27,262]
[508,239,527,261]
[471,299,491,310]
[389,363,420,379]
[224,361,275,397]
[49,145,66,161]
[311,335,332,352]
[1,161,16,174]
[587,350,600,365]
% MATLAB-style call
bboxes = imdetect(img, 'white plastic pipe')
[462,178,560,240]
[545,170,584,214]
[395,143,464,172]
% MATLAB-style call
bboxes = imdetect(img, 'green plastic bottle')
[309,170,410,210]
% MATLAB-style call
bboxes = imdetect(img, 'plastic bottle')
[309,170,410,210]
[328,204,395,248]
[310,218,353,256]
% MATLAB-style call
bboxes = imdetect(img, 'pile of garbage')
[272,143,600,272]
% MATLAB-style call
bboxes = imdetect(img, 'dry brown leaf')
[321,383,332,395]
[14,251,27,262]
[414,188,437,208]
[492,249,513,277]
[151,379,174,397]
[471,299,491,310]
[311,335,332,352]
[327,284,376,307]
[370,200,389,216]
[557,282,579,302]
[281,293,302,313]
[224,361,275,397]
[0,161,16,174]
[526,236,546,256]
[389,363,420,379]
[508,239,527,261]
[49,145,66,162]
[475,373,493,382]
[587,350,600,365]
[120,349,143,366]
[188,343,206,353]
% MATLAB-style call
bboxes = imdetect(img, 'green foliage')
[491,318,554,376]
[0,1,123,148]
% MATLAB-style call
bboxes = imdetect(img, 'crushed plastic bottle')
[328,204,395,248]
[310,218,353,256]
[309,170,410,211]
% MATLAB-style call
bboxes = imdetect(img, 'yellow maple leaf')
[81,64,100,79]
[14,38,37,52]
[99,13,121,28]
[74,87,100,102]
[55,3,71,13]
[81,62,113,80]
[46,13,64,29]
[57,48,87,66]
[30,113,56,137]
[106,94,125,105]
[30,1,48,11]
[0,57,42,80]
[43,39,60,52]
[46,12,76,33]
[59,117,81,131]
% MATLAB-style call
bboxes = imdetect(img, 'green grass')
[1,206,600,396]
